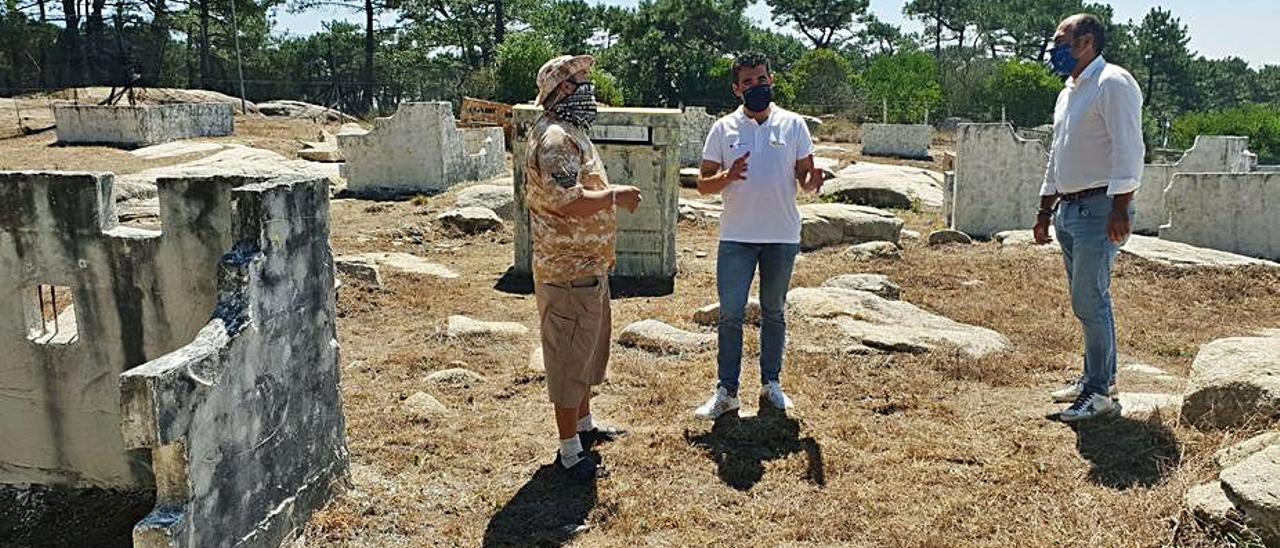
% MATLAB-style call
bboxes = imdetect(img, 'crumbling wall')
[513,106,680,293]
[120,176,347,548]
[54,104,234,147]
[1,172,347,547]
[0,171,249,491]
[951,125,1255,238]
[1161,172,1280,260]
[680,107,716,167]
[861,123,932,159]
[339,102,507,196]
[951,123,1048,238]
[1134,136,1252,234]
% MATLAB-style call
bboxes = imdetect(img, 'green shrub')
[791,49,857,114]
[855,50,943,124]
[1172,104,1280,164]
[983,59,1063,127]
[493,33,557,105]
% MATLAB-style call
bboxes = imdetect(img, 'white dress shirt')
[702,105,814,244]
[1040,56,1146,197]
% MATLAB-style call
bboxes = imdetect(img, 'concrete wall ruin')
[680,107,717,167]
[1161,172,1280,260]
[1134,136,1252,234]
[949,124,1254,238]
[121,177,347,548]
[861,123,932,159]
[512,106,680,293]
[339,102,507,196]
[0,171,347,546]
[950,123,1048,238]
[0,171,244,489]
[54,104,234,147]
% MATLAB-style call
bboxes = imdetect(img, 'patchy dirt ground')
[0,115,344,173]
[3,117,1277,547]
[313,191,1279,547]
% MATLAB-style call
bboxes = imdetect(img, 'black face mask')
[742,84,773,113]
[551,81,597,130]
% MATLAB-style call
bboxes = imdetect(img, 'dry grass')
[1,119,1273,547]
[306,188,1280,547]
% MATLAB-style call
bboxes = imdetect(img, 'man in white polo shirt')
[693,51,824,420]
[1033,13,1144,422]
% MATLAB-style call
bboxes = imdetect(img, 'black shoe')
[558,452,607,484]
[579,425,628,447]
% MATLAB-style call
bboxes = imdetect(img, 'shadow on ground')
[1068,412,1181,490]
[0,485,153,548]
[686,404,825,491]
[482,452,599,547]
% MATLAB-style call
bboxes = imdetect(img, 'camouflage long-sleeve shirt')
[525,113,616,284]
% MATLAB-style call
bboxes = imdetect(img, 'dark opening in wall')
[24,284,79,345]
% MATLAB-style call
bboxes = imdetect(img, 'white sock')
[576,414,595,432]
[559,435,584,468]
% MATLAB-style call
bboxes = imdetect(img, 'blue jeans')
[1054,192,1131,396]
[716,241,800,396]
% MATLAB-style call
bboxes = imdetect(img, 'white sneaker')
[1051,379,1118,403]
[761,382,794,410]
[694,387,740,420]
[1059,392,1121,422]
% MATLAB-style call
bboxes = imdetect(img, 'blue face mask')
[1049,42,1077,76]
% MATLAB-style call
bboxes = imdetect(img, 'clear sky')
[275,0,1280,67]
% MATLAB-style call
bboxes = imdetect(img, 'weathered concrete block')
[942,170,955,226]
[513,106,680,291]
[860,123,932,159]
[119,176,347,548]
[0,171,255,491]
[54,103,234,147]
[952,125,1257,239]
[951,123,1049,238]
[340,102,507,197]
[1134,136,1252,234]
[1,172,347,546]
[1161,172,1280,260]
[680,106,716,167]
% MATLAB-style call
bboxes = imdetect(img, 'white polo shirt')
[702,105,814,244]
[1040,56,1146,197]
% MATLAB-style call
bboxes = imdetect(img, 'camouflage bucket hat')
[535,54,596,106]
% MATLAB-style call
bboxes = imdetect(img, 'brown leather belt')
[1057,187,1108,202]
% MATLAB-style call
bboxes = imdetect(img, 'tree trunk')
[60,0,80,87]
[149,0,169,85]
[934,17,943,56]
[1146,68,1156,114]
[494,0,504,49]
[186,22,197,87]
[86,0,107,82]
[199,0,210,89]
[362,0,375,114]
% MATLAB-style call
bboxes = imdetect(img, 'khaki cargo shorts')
[535,275,611,408]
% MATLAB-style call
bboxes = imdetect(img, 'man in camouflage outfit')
[526,54,642,482]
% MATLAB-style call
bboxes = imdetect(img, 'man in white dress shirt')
[1033,13,1145,422]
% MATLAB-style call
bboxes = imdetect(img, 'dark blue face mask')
[1049,42,1077,76]
[742,84,773,113]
